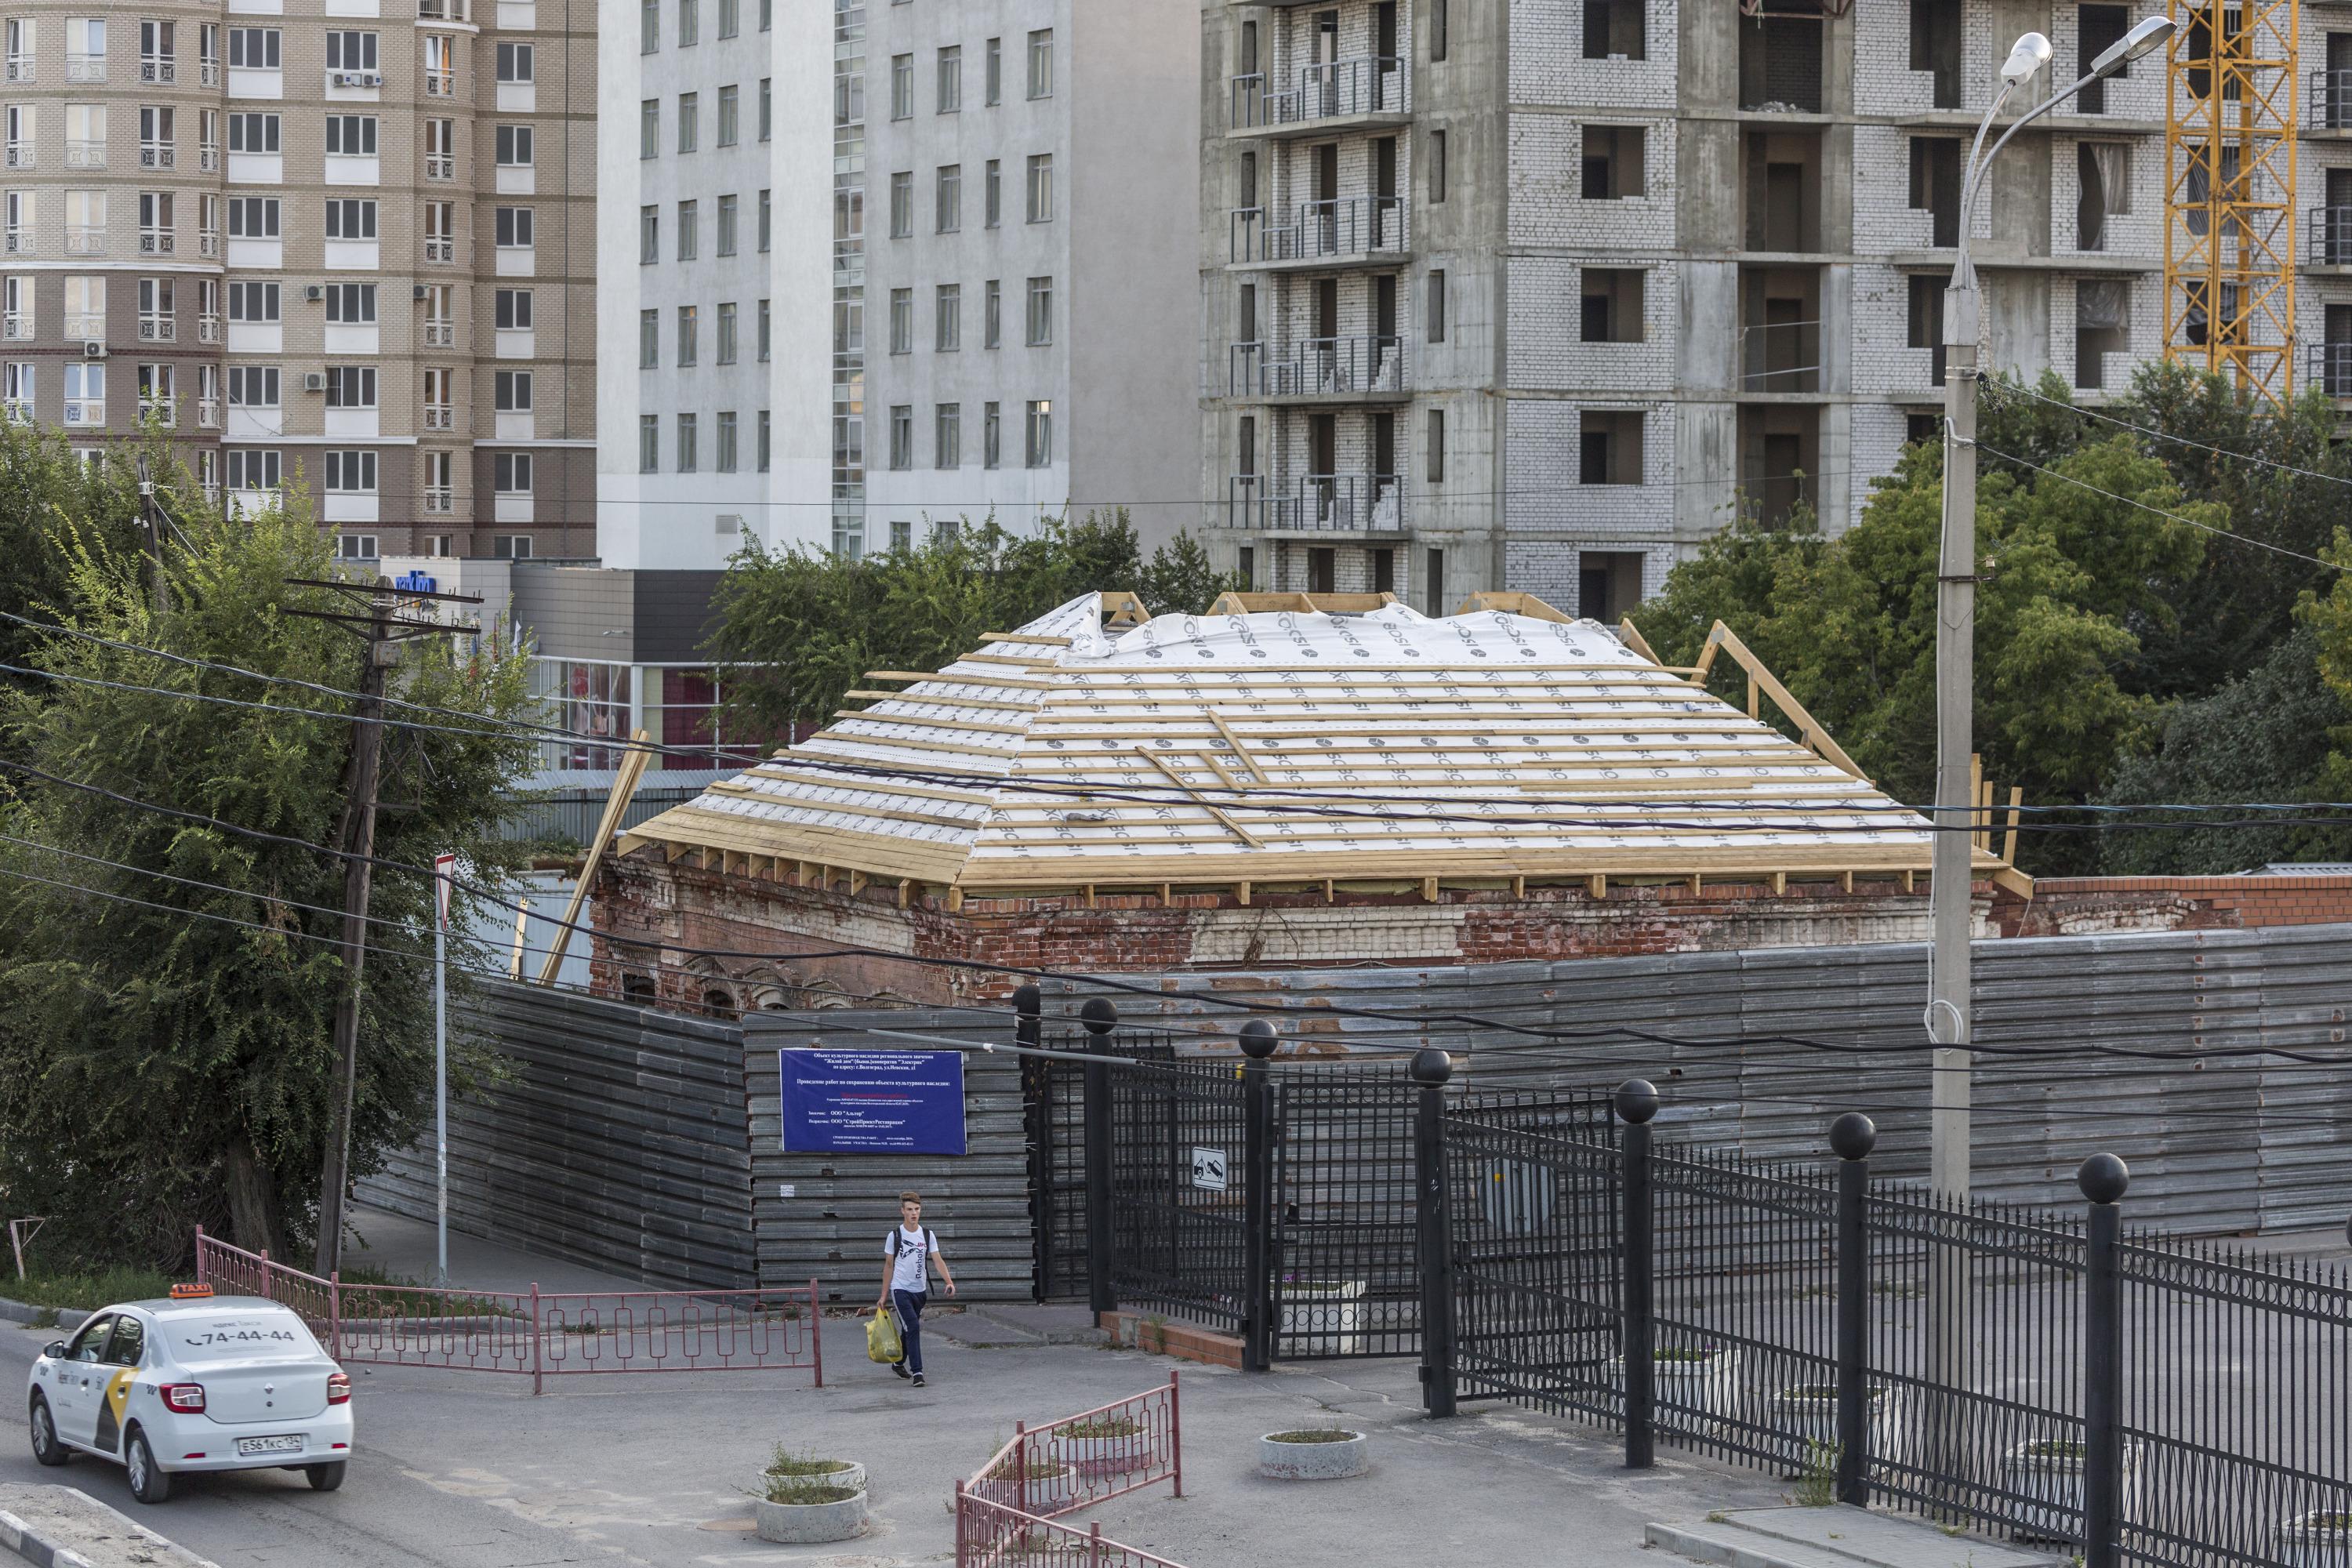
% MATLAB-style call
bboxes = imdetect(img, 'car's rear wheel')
[125,1429,172,1504]
[27,1396,67,1467]
[303,1461,346,1492]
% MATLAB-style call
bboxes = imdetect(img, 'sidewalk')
[344,1205,651,1295]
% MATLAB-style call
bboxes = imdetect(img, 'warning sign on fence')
[1192,1147,1229,1192]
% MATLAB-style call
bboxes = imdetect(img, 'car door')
[90,1313,147,1457]
[48,1312,114,1450]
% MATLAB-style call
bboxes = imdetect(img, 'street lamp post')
[1930,15,2176,1198]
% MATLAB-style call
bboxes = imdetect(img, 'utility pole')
[433,851,456,1287]
[281,573,482,1276]
[134,456,169,618]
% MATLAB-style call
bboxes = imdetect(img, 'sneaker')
[911,1374,926,1388]
[891,1362,911,1381]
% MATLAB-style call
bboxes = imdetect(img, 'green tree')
[0,468,538,1266]
[0,422,143,696]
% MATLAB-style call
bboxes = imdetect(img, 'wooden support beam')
[1207,712,1272,783]
[537,729,651,985]
[1084,884,1098,908]
[1841,870,1855,894]
[947,886,965,913]
[1197,750,1245,794]
[2002,786,2024,866]
[1511,875,1526,898]
[506,898,531,980]
[1771,871,1788,896]
[1615,617,1662,664]
[898,878,914,909]
[1688,874,1704,895]
[1902,869,1916,893]
[1236,880,1252,906]
[1160,883,1172,906]
[1323,878,1336,904]
[1969,753,1986,855]
[981,632,1076,646]
[1589,873,1607,900]
[1136,747,1265,848]
[1421,876,1440,903]
[850,871,867,897]
[1701,622,1871,784]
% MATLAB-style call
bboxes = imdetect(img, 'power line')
[1985,379,2352,498]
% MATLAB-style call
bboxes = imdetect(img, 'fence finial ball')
[1239,1019,1279,1060]
[1079,996,1120,1036]
[1613,1079,1660,1125]
[2077,1152,2131,1206]
[1011,983,1042,1018]
[1828,1112,1878,1162]
[1409,1046,1454,1085]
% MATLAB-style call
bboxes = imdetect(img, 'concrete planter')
[972,1461,1080,1515]
[1767,1384,1894,1476]
[2001,1437,2143,1543]
[1608,1345,1743,1424]
[1279,1280,1366,1357]
[753,1488,868,1544]
[765,1460,865,1496]
[1050,1423,1149,1475]
[2277,1512,2352,1568]
[1258,1431,1369,1481]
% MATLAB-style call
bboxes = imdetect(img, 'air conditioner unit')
[358,71,382,87]
[304,285,324,302]
[303,372,326,392]
[82,339,105,358]
[329,71,379,88]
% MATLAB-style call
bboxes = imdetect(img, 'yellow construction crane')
[2165,0,2299,410]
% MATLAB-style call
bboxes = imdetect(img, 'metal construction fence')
[193,1231,822,1395]
[1418,1065,2352,1568]
[954,1377,1186,1568]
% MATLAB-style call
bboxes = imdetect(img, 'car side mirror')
[41,1341,66,1360]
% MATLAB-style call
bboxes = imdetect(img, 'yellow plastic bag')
[867,1308,904,1364]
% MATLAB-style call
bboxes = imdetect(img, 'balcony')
[423,69,455,96]
[0,313,23,340]
[1224,473,1406,533]
[197,312,221,343]
[64,53,104,82]
[198,229,220,257]
[65,312,103,340]
[1230,196,1409,267]
[2316,70,2352,130]
[4,143,31,169]
[138,395,175,425]
[63,398,104,426]
[4,55,31,82]
[200,60,220,86]
[198,143,218,171]
[424,238,455,263]
[423,321,455,346]
[424,152,454,180]
[64,227,105,256]
[197,397,220,427]
[140,142,173,169]
[139,227,173,254]
[138,314,175,341]
[1229,335,1409,399]
[423,403,453,429]
[419,0,470,17]
[140,56,175,83]
[423,487,455,512]
[1232,55,1409,132]
[65,139,106,169]
[2,229,27,255]
[2312,342,2352,397]
[3,398,30,423]
[2314,206,2352,267]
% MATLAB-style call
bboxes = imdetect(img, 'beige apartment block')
[0,0,594,561]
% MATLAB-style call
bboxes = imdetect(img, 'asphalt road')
[0,1312,1794,1568]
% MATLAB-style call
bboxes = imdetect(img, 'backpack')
[888,1227,937,1272]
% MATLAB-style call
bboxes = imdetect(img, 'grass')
[766,1443,855,1479]
[4,1261,518,1322]
[1265,1428,1359,1444]
[5,1265,179,1314]
[1053,1417,1144,1440]
[986,1453,1074,1481]
[760,1475,858,1506]
[1794,1440,1838,1507]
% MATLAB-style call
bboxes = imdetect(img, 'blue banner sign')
[779,1049,968,1155]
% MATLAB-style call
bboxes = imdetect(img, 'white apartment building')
[1198,1,2348,621]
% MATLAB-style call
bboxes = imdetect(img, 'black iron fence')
[1420,1063,2352,1568]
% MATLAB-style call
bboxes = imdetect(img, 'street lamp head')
[2090,15,2175,78]
[1998,31,2053,85]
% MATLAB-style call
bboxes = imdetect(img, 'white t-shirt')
[885,1225,938,1294]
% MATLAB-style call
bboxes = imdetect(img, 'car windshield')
[170,1313,321,1365]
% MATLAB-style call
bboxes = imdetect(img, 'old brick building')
[590,590,2027,1011]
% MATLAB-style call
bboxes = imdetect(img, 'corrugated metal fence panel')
[357,980,756,1290]
[742,1013,1036,1306]
[2253,924,2352,1232]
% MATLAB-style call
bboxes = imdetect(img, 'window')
[639,307,658,366]
[495,287,530,329]
[677,411,697,470]
[227,448,279,489]
[891,53,912,118]
[325,114,377,157]
[2075,278,2129,390]
[494,205,531,248]
[1025,153,1052,223]
[935,402,959,467]
[1581,267,1643,342]
[336,535,379,561]
[1583,125,1644,199]
[937,164,961,231]
[1907,271,1947,386]
[1025,276,1052,345]
[717,299,737,363]
[1025,399,1051,466]
[985,159,1001,227]
[325,365,376,407]
[985,36,1001,103]
[493,368,529,410]
[677,0,695,45]
[323,449,376,492]
[2076,142,2131,252]
[227,26,278,67]
[717,408,737,470]
[325,198,377,239]
[639,412,659,470]
[325,30,377,71]
[495,42,532,82]
[1910,0,1962,111]
[936,283,960,350]
[757,408,770,470]
[758,187,770,251]
[2078,5,2129,114]
[757,298,769,360]
[1026,28,1051,98]
[1583,0,1646,60]
[677,303,697,364]
[1430,129,1447,202]
[1908,136,1961,247]
[641,99,659,157]
[1431,0,1447,60]
[423,116,454,176]
[1426,408,1446,481]
[938,45,960,112]
[717,192,738,255]
[889,171,911,237]
[677,91,697,151]
[676,198,695,258]
[496,123,531,166]
[641,0,658,51]
[1579,410,1642,483]
[640,205,658,263]
[227,365,278,406]
[327,281,377,322]
[888,404,911,467]
[1427,268,1446,343]
[717,82,737,146]
[983,279,1000,348]
[891,519,913,552]
[717,0,737,38]
[492,535,532,560]
[495,452,532,491]
[227,111,278,152]
[760,77,771,140]
[1236,413,1258,475]
[983,401,1000,467]
[889,287,911,353]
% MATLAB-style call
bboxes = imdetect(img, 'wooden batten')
[946,886,965,913]
[1771,871,1788,896]
[1841,870,1855,894]
[1421,876,1440,903]
[1589,873,1607,899]
[1235,880,1251,906]
[898,878,914,909]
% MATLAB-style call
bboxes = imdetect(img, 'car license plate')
[236,1436,305,1457]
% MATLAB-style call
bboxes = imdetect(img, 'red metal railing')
[194,1229,821,1395]
[955,1377,1185,1568]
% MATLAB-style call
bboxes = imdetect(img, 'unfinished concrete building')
[1193,1,2188,617]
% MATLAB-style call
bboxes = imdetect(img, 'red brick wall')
[1994,877,2352,938]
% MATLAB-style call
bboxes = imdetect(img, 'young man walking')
[877,1191,956,1387]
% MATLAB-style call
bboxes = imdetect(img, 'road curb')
[0,1490,222,1568]
[0,1299,91,1335]
[0,1507,95,1568]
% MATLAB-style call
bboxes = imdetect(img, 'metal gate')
[1108,1055,1251,1332]
[1267,1067,1419,1359]
[1027,1030,1175,1302]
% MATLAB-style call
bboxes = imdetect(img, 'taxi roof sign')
[168,1283,214,1299]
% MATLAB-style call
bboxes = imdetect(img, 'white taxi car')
[25,1287,353,1502]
